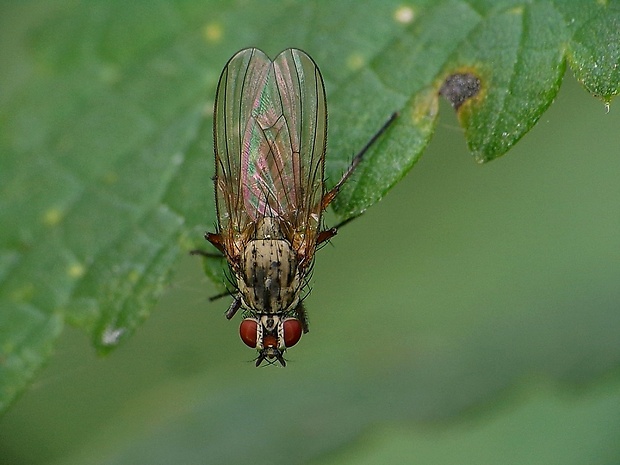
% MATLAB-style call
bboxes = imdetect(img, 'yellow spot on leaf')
[128,270,141,283]
[394,5,415,24]
[102,171,118,185]
[11,283,35,303]
[410,88,438,125]
[43,208,63,226]
[203,23,223,43]
[346,53,365,71]
[68,263,85,279]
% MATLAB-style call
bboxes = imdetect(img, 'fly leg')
[316,227,338,245]
[190,234,239,309]
[317,112,398,246]
[190,231,228,258]
[190,245,229,298]
[315,214,363,246]
[191,253,237,306]
[320,112,398,211]
[225,295,243,319]
[294,302,310,334]
[189,249,223,259]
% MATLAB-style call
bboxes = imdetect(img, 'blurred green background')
[1,73,619,464]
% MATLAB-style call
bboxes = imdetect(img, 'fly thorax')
[238,222,301,314]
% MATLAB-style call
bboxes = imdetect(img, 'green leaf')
[1,0,618,414]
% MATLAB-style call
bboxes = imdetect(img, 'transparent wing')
[213,48,327,255]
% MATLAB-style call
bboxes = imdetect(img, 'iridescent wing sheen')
[213,48,327,256]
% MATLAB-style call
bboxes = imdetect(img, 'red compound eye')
[239,318,258,348]
[283,318,303,348]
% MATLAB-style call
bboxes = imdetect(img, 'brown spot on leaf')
[440,73,481,110]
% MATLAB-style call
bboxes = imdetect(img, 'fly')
[193,48,396,366]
